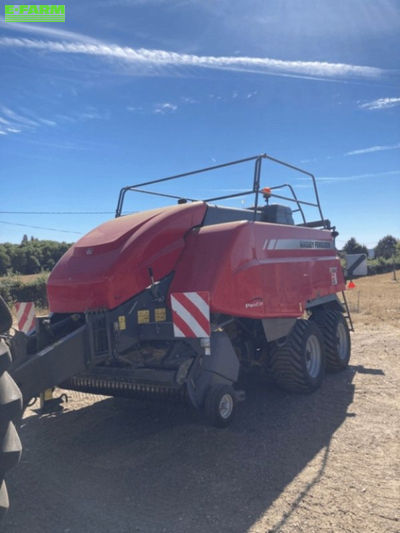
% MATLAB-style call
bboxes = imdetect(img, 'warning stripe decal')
[15,302,36,334]
[171,291,210,338]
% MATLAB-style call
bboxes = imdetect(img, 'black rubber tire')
[0,339,22,522]
[311,310,351,372]
[270,319,326,393]
[204,384,236,428]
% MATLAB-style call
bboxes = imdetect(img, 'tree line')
[0,234,398,277]
[0,235,71,276]
[342,234,399,259]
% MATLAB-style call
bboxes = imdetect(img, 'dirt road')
[3,274,400,532]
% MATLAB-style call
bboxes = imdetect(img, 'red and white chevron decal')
[171,291,210,338]
[15,301,36,334]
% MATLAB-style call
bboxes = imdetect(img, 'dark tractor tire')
[311,310,351,372]
[204,384,236,428]
[270,319,326,393]
[0,339,22,522]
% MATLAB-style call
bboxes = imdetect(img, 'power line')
[0,221,83,235]
[0,211,114,215]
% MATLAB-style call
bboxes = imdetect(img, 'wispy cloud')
[153,102,178,114]
[127,105,144,112]
[1,107,39,127]
[1,19,101,44]
[345,142,400,156]
[0,37,384,81]
[0,105,108,137]
[0,106,41,135]
[317,170,400,183]
[181,96,198,104]
[296,170,400,186]
[359,97,400,110]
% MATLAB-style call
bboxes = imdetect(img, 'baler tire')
[0,339,22,523]
[204,384,236,428]
[270,319,325,393]
[311,310,351,372]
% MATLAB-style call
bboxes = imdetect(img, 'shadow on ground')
[4,369,357,533]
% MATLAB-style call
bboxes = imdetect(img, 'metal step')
[340,290,354,332]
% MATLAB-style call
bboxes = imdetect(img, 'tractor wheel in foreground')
[270,319,325,393]
[312,310,351,372]
[0,339,23,522]
[204,384,236,428]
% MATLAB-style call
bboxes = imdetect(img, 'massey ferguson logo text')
[5,5,65,22]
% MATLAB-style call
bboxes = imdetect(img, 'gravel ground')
[3,318,399,533]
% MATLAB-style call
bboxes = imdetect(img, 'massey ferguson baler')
[0,153,353,519]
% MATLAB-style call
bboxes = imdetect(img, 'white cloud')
[0,19,101,44]
[359,97,400,110]
[317,170,400,183]
[181,96,198,104]
[345,142,400,156]
[39,118,57,126]
[153,102,178,114]
[296,170,400,186]
[1,106,39,127]
[0,105,108,138]
[0,37,384,81]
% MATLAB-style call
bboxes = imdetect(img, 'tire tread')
[0,340,22,522]
[270,319,325,393]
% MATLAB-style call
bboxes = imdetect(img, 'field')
[3,272,400,533]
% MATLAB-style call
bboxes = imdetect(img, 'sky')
[0,0,399,249]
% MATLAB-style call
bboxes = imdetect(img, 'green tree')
[0,239,72,274]
[375,235,398,259]
[343,238,368,255]
[0,246,11,276]
[25,250,41,274]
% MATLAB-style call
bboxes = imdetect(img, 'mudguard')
[186,331,240,408]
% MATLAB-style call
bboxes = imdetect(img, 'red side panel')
[170,221,345,318]
[47,202,207,312]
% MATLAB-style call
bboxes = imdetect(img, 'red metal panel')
[170,221,344,319]
[47,202,207,312]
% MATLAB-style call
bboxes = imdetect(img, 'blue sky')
[0,0,399,249]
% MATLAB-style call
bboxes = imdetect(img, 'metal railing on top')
[115,153,328,228]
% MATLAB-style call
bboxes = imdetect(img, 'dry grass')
[345,270,400,328]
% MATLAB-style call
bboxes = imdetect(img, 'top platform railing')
[115,153,330,228]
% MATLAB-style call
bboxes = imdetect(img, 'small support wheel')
[311,310,351,372]
[270,319,326,393]
[204,384,236,428]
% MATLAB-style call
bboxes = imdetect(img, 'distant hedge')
[0,274,49,308]
[367,257,400,276]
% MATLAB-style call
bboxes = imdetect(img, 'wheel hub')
[218,393,234,419]
[336,322,349,360]
[305,335,322,378]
